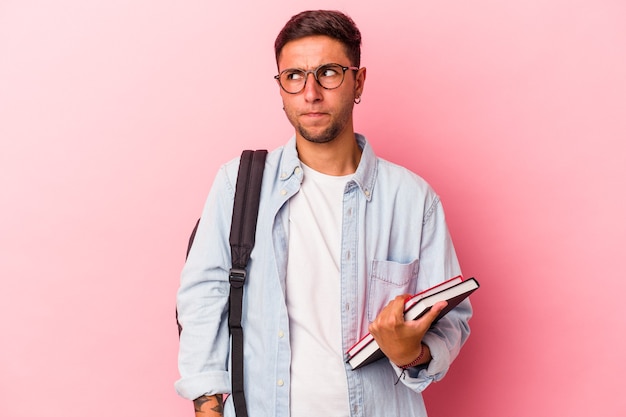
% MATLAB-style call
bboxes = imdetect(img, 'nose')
[302,72,323,102]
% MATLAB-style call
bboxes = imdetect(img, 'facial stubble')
[284,100,354,144]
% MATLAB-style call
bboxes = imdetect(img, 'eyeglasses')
[274,63,359,94]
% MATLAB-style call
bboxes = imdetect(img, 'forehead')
[277,35,349,70]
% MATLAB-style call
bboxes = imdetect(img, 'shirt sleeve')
[392,196,473,392]
[175,164,237,400]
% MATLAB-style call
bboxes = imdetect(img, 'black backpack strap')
[186,218,201,260]
[228,149,267,417]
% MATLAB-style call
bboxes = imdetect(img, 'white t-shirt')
[286,163,352,417]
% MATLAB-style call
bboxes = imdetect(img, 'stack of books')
[346,276,479,370]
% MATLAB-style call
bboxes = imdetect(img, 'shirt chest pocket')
[367,258,419,323]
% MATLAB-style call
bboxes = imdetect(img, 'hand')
[368,295,448,367]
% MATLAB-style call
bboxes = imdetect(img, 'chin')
[298,127,338,144]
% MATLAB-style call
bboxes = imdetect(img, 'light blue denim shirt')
[176,134,472,417]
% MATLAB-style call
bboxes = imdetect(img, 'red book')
[346,276,479,370]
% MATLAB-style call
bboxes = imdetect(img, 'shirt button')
[294,167,301,174]
[278,330,284,338]
[277,379,284,387]
[364,189,371,197]
[280,172,287,179]
[280,189,287,196]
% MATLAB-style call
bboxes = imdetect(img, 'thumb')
[422,300,448,323]
[405,300,449,333]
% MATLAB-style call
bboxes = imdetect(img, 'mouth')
[301,112,328,119]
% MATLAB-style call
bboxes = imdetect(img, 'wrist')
[396,343,428,369]
[194,394,224,416]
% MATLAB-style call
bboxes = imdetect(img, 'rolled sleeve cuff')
[391,334,452,392]
[175,371,230,400]
[421,332,451,379]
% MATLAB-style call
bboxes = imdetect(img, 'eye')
[284,70,304,81]
[318,66,340,78]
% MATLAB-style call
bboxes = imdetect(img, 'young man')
[176,10,472,417]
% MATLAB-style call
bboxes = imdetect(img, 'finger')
[370,294,412,332]
[391,294,413,317]
[380,294,411,317]
[390,294,412,305]
[422,300,448,323]
[403,300,449,333]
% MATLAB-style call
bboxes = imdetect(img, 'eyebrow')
[279,62,350,72]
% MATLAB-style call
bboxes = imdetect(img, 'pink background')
[1,1,625,416]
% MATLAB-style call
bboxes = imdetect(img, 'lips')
[301,112,328,118]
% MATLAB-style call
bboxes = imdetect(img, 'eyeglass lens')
[279,64,346,94]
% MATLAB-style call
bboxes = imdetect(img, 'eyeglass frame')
[274,63,360,94]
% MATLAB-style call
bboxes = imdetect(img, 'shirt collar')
[352,133,377,202]
[278,136,302,181]
[278,133,377,201]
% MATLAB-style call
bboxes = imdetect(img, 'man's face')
[277,35,365,144]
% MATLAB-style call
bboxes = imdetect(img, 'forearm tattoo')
[193,394,224,414]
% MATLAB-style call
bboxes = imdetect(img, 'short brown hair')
[274,10,362,68]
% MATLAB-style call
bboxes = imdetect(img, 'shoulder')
[214,143,291,199]
[219,145,284,176]
[370,155,444,225]
[375,156,435,196]
[357,134,435,197]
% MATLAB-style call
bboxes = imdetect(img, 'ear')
[355,67,367,98]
